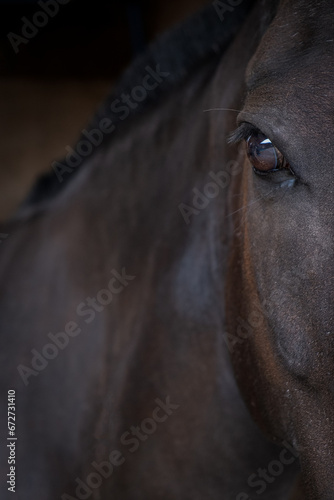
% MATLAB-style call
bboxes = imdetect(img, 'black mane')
[24,0,255,207]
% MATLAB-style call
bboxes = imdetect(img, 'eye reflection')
[246,132,288,173]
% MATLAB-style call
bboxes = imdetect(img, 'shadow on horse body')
[0,0,333,498]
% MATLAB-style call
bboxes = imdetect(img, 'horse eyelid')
[228,122,259,144]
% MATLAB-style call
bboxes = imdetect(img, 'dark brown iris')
[246,132,288,173]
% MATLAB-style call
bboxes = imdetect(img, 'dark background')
[0,0,209,220]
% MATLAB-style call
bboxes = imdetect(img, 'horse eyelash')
[228,122,259,144]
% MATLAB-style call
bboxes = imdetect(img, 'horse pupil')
[247,133,278,172]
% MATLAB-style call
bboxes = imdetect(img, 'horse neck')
[62,2,267,327]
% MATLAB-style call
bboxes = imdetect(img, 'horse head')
[226,1,334,497]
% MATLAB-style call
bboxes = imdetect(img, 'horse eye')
[246,132,289,174]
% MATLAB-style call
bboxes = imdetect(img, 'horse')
[0,0,333,498]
